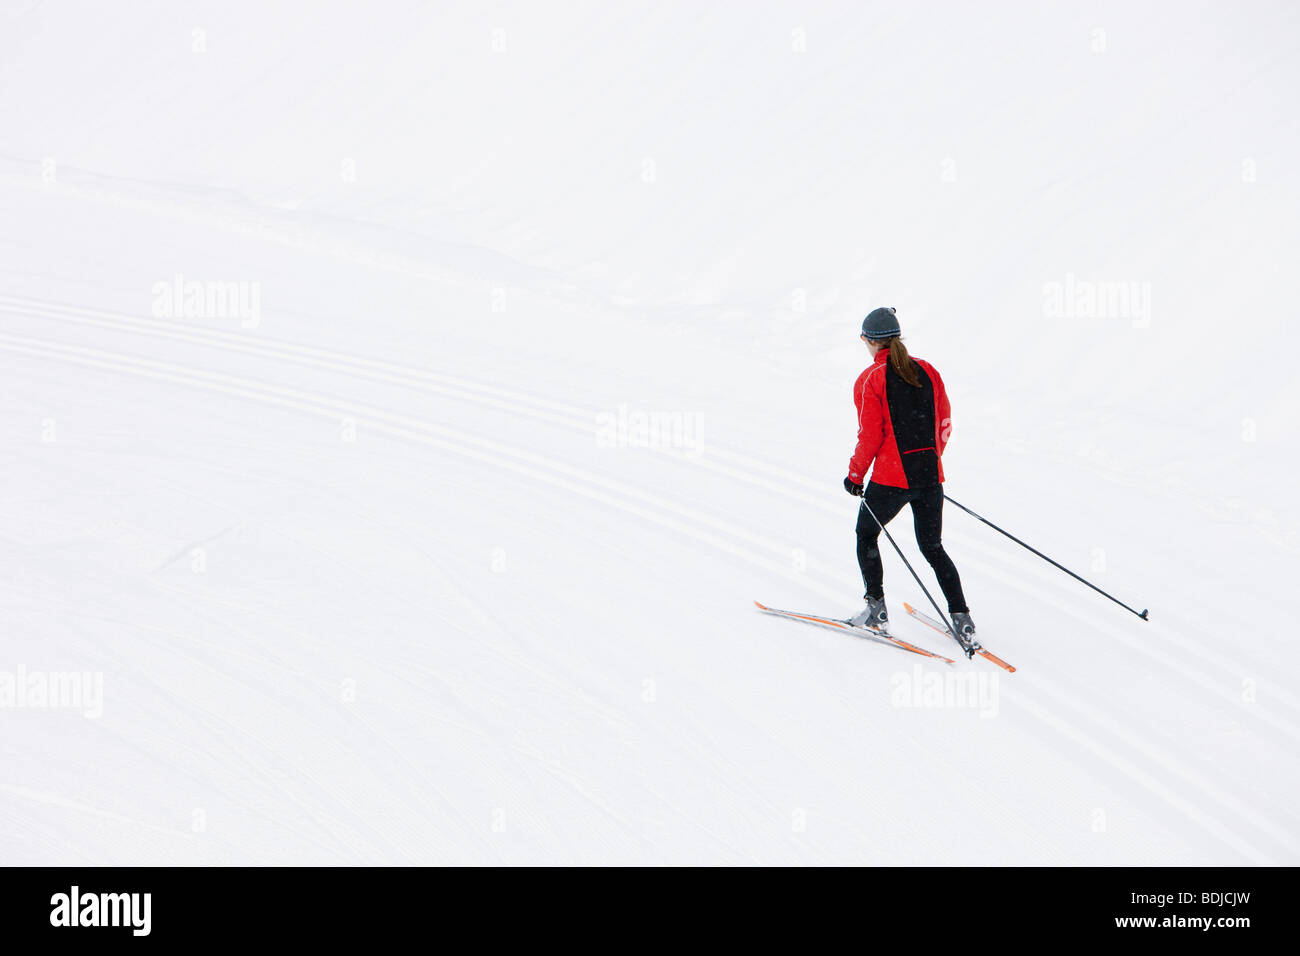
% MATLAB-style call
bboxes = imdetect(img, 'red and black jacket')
[847,350,951,489]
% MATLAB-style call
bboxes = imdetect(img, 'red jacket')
[848,350,951,489]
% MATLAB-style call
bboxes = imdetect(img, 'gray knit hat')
[861,306,900,340]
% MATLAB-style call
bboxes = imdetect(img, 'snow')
[1,1,1297,864]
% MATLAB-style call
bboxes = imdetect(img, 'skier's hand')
[843,476,863,497]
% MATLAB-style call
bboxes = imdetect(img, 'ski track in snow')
[2,291,1295,864]
[5,295,1298,702]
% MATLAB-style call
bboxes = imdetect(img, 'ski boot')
[950,611,978,656]
[849,595,890,634]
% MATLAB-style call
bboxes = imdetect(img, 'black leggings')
[855,481,969,613]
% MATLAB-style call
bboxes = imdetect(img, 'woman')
[842,307,975,640]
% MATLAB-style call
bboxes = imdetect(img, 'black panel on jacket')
[884,360,940,488]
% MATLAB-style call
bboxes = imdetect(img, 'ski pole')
[943,494,1149,621]
[860,497,972,657]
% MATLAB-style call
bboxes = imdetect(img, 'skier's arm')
[847,374,883,484]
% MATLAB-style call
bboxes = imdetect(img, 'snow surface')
[1,1,1298,864]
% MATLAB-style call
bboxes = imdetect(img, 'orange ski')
[902,602,1017,673]
[754,601,955,664]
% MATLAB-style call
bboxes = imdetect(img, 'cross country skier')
[842,307,976,641]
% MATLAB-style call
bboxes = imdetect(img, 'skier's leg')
[856,482,907,599]
[911,485,969,614]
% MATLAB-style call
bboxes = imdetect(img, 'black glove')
[843,476,863,497]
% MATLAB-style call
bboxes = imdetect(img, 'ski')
[902,602,1017,672]
[754,601,955,663]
